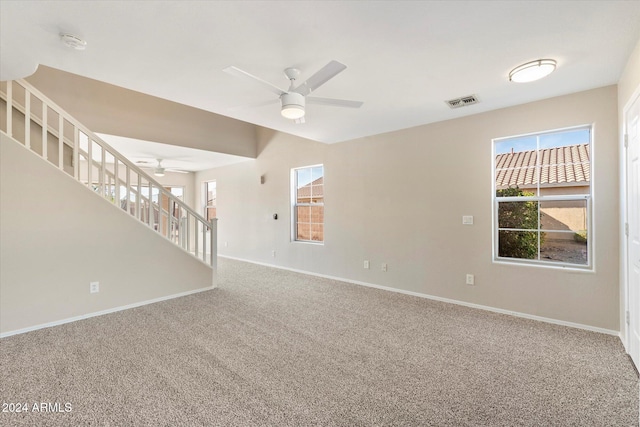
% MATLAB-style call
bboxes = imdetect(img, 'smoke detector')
[60,33,87,50]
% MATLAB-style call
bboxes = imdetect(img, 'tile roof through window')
[495,143,590,189]
[297,177,324,200]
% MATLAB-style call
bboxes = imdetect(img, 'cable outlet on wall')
[364,260,370,269]
[90,281,99,293]
[381,263,388,272]
[466,274,475,285]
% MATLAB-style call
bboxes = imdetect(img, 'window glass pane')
[495,136,538,197]
[494,126,591,268]
[539,128,590,149]
[311,166,323,181]
[310,205,324,241]
[540,200,587,232]
[293,165,324,242]
[297,206,311,240]
[498,201,538,229]
[540,231,588,265]
[498,230,539,260]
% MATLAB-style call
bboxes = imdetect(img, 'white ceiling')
[1,1,639,146]
[96,133,253,172]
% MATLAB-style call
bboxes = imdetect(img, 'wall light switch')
[462,215,474,225]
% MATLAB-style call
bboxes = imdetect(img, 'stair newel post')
[210,218,217,287]
[194,212,199,260]
[209,218,218,269]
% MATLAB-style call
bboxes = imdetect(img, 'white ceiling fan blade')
[223,66,286,97]
[227,98,279,112]
[293,60,347,96]
[307,97,363,108]
[165,169,190,174]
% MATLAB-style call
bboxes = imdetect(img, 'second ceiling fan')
[223,60,363,123]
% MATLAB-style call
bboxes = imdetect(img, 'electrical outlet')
[90,281,99,293]
[224,241,228,247]
[466,274,475,285]
[381,263,387,272]
[272,250,276,258]
[364,260,370,269]
[462,215,474,225]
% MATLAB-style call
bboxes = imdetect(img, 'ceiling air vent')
[446,94,479,109]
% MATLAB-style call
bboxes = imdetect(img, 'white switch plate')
[466,274,475,285]
[90,281,99,293]
[462,215,474,225]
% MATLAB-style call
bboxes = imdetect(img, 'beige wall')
[197,85,620,331]
[25,66,259,159]
[0,133,213,335]
[617,36,640,346]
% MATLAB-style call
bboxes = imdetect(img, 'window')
[493,126,592,268]
[203,180,216,222]
[292,165,324,242]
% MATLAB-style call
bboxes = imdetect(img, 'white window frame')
[491,125,593,270]
[202,180,216,222]
[291,164,324,244]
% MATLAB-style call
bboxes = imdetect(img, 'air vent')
[446,94,479,109]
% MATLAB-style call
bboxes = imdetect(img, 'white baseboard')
[219,255,619,336]
[0,286,215,339]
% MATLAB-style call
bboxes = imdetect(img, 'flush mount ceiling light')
[280,92,305,120]
[60,33,87,50]
[509,59,556,83]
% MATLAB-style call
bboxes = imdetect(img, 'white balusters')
[0,79,217,267]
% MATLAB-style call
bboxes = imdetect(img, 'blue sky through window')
[296,166,323,188]
[495,128,590,155]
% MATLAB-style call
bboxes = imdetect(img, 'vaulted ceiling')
[1,1,639,145]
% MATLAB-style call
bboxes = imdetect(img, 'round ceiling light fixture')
[509,59,556,83]
[281,92,305,120]
[60,33,87,51]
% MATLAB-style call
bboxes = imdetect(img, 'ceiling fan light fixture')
[154,159,165,177]
[509,59,556,83]
[281,92,305,119]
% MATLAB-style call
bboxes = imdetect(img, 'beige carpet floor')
[1,257,638,426]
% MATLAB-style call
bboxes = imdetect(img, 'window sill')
[493,258,594,273]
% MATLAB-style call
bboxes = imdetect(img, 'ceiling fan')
[135,159,189,176]
[223,60,363,123]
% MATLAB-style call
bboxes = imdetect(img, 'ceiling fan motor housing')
[281,92,305,119]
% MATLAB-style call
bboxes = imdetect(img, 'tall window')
[292,165,324,242]
[203,180,216,222]
[493,126,592,268]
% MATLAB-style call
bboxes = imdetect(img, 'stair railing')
[0,79,216,268]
